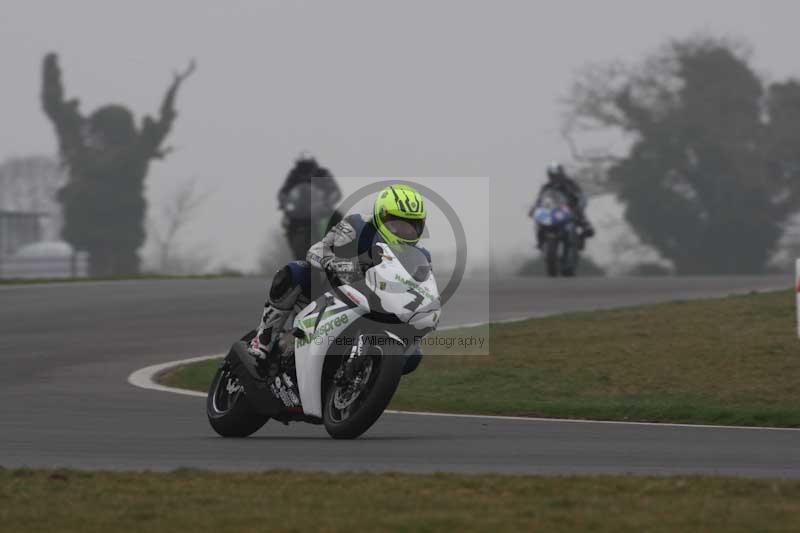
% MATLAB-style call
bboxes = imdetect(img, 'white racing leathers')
[252,214,393,357]
[307,214,382,271]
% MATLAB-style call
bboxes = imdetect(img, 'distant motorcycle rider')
[532,162,595,249]
[278,154,341,210]
[252,183,429,374]
[278,154,343,259]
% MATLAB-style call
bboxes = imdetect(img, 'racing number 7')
[404,288,424,311]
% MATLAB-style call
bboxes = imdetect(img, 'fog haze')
[2,0,799,272]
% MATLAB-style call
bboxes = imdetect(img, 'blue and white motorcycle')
[531,189,580,277]
[206,243,440,439]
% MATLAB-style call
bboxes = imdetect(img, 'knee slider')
[268,261,309,310]
[268,266,299,310]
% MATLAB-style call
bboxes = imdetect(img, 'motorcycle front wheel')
[544,238,560,277]
[560,232,580,277]
[322,336,407,439]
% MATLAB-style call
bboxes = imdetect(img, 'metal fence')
[0,252,89,279]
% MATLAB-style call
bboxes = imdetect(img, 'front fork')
[336,334,366,384]
[334,332,423,382]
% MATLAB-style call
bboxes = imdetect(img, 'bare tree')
[559,62,631,196]
[147,178,212,274]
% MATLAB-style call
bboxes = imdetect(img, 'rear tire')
[544,238,559,277]
[323,338,407,439]
[206,358,269,438]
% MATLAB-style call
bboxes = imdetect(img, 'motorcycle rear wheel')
[206,358,269,437]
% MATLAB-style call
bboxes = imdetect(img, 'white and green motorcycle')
[206,243,440,439]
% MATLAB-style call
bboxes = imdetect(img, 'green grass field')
[1,468,798,532]
[161,290,800,427]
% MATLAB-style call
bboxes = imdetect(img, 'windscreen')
[388,244,432,282]
[285,183,330,220]
[537,189,568,209]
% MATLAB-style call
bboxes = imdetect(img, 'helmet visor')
[381,213,425,242]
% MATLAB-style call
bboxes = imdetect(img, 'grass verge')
[161,290,800,427]
[1,468,798,532]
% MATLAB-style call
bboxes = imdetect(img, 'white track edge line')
[383,410,800,431]
[127,354,800,432]
[127,355,216,398]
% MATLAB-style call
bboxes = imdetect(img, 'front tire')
[544,238,559,277]
[206,358,269,437]
[323,337,407,439]
[560,230,580,277]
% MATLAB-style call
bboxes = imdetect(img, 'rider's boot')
[248,266,303,362]
[582,219,595,239]
[576,216,595,251]
[248,304,293,361]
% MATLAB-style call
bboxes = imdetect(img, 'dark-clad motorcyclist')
[278,154,344,259]
[278,154,341,209]
[252,183,430,374]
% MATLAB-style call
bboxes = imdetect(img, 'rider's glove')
[326,258,359,284]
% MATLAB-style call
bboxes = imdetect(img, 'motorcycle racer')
[251,183,430,374]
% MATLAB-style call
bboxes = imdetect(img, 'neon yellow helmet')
[373,184,427,245]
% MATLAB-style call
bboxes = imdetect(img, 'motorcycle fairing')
[293,294,365,418]
[364,243,440,331]
[290,243,441,418]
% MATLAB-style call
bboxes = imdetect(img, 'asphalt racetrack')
[2,275,799,477]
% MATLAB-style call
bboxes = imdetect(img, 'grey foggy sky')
[2,0,799,272]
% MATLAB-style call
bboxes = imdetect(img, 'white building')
[0,240,88,279]
[0,155,76,278]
